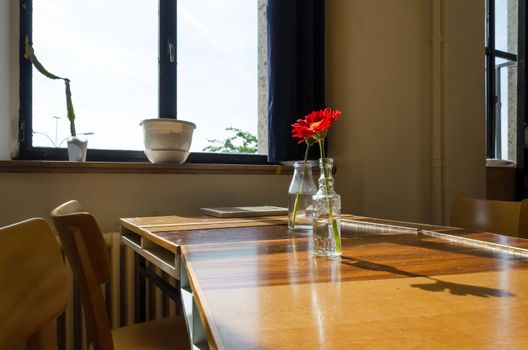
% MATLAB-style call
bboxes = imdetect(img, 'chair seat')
[109,316,189,350]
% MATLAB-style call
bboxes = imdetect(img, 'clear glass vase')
[312,158,341,258]
[288,162,317,231]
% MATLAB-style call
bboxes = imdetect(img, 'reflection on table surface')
[121,215,528,350]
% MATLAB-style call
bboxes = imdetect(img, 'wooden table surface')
[121,215,528,349]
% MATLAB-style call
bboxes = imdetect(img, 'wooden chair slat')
[51,200,189,350]
[451,196,528,238]
[0,218,68,349]
[52,200,111,284]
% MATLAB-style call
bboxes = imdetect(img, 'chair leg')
[134,254,147,323]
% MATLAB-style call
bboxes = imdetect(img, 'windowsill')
[0,160,292,175]
[485,159,516,168]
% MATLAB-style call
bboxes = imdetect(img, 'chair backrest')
[0,218,68,350]
[51,200,114,350]
[450,197,528,238]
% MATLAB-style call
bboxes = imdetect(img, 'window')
[31,1,157,151]
[19,0,267,163]
[485,0,519,161]
[177,1,259,153]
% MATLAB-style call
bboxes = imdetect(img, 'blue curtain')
[267,0,325,162]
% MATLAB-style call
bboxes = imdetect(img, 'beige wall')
[326,0,433,222]
[0,0,485,230]
[443,0,487,219]
[327,0,485,224]
[0,173,290,232]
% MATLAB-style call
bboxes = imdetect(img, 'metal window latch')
[168,40,175,63]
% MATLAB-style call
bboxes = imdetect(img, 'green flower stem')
[291,143,310,228]
[319,139,341,253]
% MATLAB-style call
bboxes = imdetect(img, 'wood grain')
[121,214,528,254]
[189,269,528,349]
[121,214,528,349]
[180,226,528,349]
[120,215,359,253]
[182,231,528,289]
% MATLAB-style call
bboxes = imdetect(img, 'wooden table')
[120,215,528,350]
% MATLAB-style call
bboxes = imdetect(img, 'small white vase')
[67,136,88,162]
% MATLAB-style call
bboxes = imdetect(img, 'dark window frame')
[485,0,520,159]
[16,0,268,164]
[486,0,528,199]
[518,0,527,198]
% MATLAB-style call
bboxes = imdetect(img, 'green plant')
[24,36,77,137]
[203,127,258,153]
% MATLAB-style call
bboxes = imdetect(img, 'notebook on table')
[200,206,288,218]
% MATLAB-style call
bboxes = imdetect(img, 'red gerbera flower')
[290,107,343,249]
[291,107,342,143]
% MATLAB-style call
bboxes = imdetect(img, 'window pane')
[495,0,518,54]
[32,1,157,150]
[177,0,259,153]
[495,58,517,161]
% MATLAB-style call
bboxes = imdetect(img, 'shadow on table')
[341,256,515,298]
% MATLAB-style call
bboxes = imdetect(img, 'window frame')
[485,0,520,159]
[485,0,528,199]
[16,0,268,164]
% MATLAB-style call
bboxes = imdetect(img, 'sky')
[32,0,258,152]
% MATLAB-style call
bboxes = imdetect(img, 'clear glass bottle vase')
[288,162,317,231]
[312,158,341,258]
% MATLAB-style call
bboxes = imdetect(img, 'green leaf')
[24,36,64,80]
[203,127,258,153]
[25,36,77,136]
[64,79,76,136]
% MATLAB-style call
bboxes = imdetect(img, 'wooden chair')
[0,218,68,350]
[51,200,189,350]
[450,196,528,238]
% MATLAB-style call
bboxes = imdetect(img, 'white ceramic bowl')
[144,149,190,164]
[140,118,196,163]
